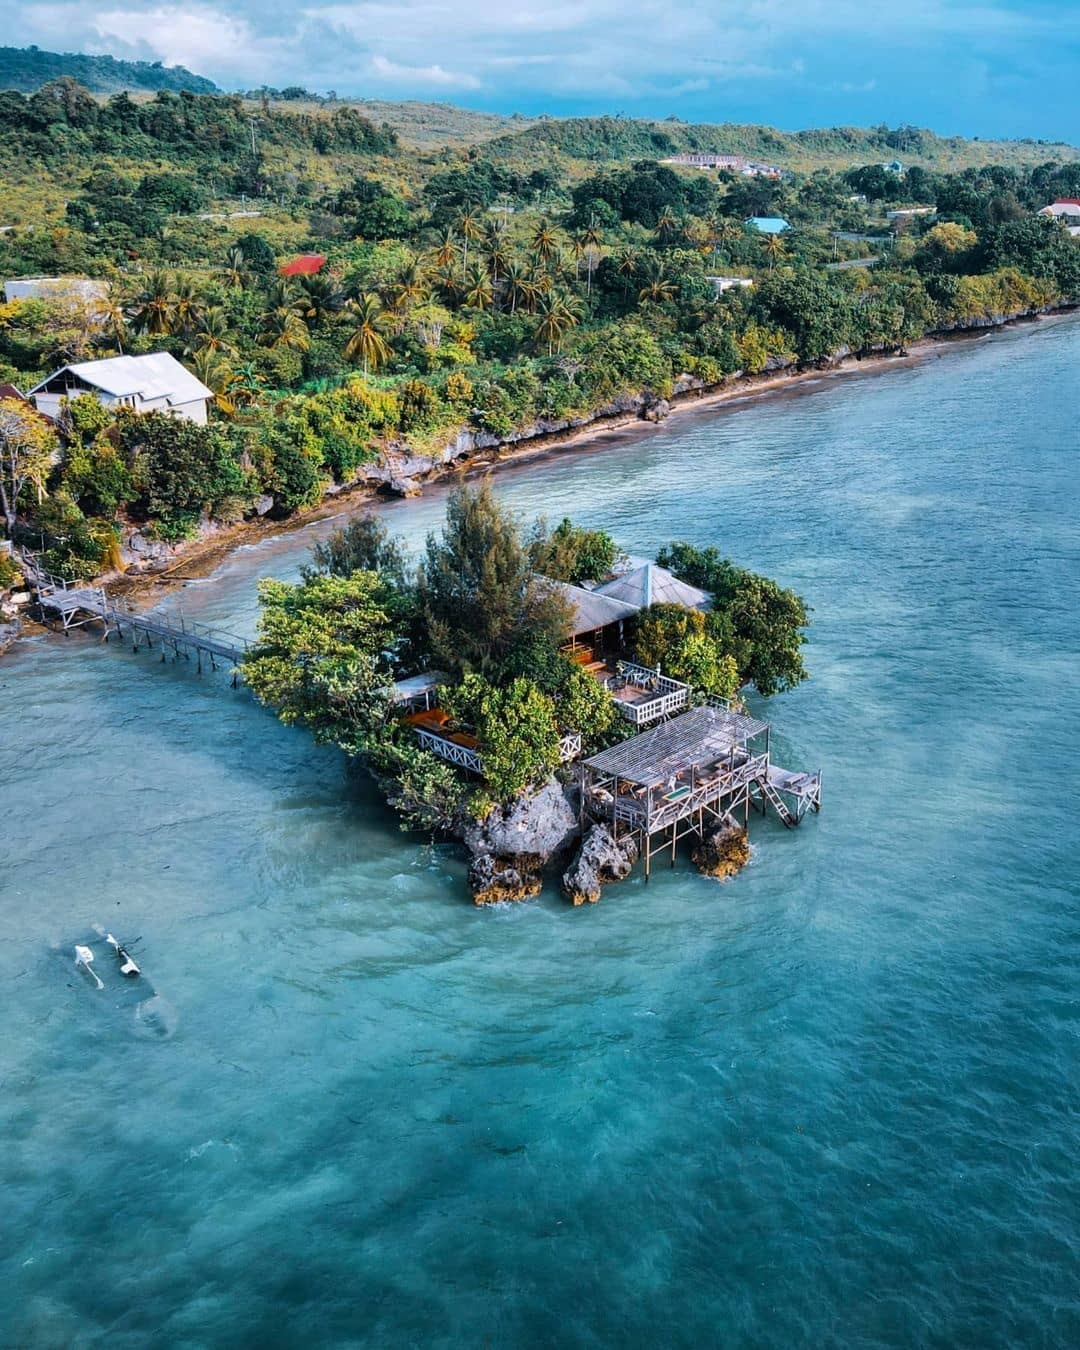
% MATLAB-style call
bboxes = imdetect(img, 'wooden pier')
[30,566,248,679]
[580,704,820,878]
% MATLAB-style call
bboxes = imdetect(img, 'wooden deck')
[31,567,248,675]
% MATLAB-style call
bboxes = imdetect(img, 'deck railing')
[414,726,584,775]
[604,660,690,726]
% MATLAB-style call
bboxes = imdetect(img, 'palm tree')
[170,275,204,335]
[95,294,129,354]
[615,245,641,279]
[189,306,235,356]
[457,210,484,284]
[129,270,175,336]
[763,232,787,270]
[223,246,251,290]
[296,273,344,327]
[638,262,677,305]
[462,263,494,312]
[484,221,511,288]
[258,280,309,351]
[531,218,560,266]
[190,349,238,417]
[431,229,458,271]
[574,217,604,297]
[383,258,428,317]
[503,260,540,315]
[534,289,582,356]
[654,207,681,248]
[343,292,391,375]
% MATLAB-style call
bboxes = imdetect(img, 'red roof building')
[279,254,327,277]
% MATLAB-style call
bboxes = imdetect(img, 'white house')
[29,353,213,425]
[1037,200,1080,237]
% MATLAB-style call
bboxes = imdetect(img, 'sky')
[11,0,1080,142]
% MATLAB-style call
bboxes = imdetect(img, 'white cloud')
[367,54,480,90]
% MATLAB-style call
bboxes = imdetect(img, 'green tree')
[0,396,56,534]
[343,292,391,375]
[417,478,570,676]
[631,603,740,701]
[244,571,396,742]
[529,516,620,585]
[304,511,409,588]
[442,672,562,805]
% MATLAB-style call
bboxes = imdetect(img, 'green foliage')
[116,410,255,532]
[244,571,395,740]
[417,479,571,676]
[304,511,409,587]
[657,543,810,695]
[631,603,740,701]
[442,672,562,804]
[529,516,620,585]
[365,727,468,833]
[0,48,219,95]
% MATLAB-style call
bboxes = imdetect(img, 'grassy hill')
[0,45,218,95]
[483,115,1080,174]
[243,97,537,148]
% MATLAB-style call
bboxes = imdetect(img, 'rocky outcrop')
[692,821,750,879]
[641,395,671,422]
[461,779,580,868]
[562,825,639,905]
[468,853,543,905]
[0,619,20,656]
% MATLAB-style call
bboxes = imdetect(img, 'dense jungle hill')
[0,46,219,96]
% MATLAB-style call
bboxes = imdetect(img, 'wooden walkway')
[30,564,248,678]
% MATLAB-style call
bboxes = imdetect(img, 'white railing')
[415,725,583,775]
[605,660,690,726]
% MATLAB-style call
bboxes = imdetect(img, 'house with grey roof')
[28,353,213,425]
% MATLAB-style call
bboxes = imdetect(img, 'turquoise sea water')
[3,318,1079,1348]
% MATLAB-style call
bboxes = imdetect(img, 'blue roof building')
[744,216,790,234]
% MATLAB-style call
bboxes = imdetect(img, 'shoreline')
[43,306,1080,604]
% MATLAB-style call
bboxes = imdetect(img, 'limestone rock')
[692,822,750,879]
[641,396,671,422]
[562,825,639,905]
[461,779,580,867]
[0,619,20,656]
[253,494,274,516]
[468,853,542,905]
[389,476,422,498]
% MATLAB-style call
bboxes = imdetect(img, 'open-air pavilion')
[580,704,819,878]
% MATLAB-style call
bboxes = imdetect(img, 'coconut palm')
[222,246,251,290]
[189,306,235,356]
[462,263,494,312]
[457,210,484,284]
[534,289,582,356]
[431,229,458,271]
[383,259,428,316]
[258,281,309,351]
[170,275,204,335]
[638,262,677,305]
[503,261,541,315]
[484,222,512,287]
[615,245,641,279]
[531,218,560,266]
[128,270,176,336]
[94,294,129,354]
[343,292,391,375]
[763,232,787,269]
[296,273,344,327]
[190,349,239,417]
[654,207,681,248]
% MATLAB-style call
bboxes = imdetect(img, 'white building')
[706,275,754,296]
[29,353,213,425]
[1037,200,1080,237]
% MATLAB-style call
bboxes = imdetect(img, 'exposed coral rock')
[468,853,542,905]
[641,396,671,422]
[562,825,639,905]
[692,822,750,879]
[461,779,580,868]
[0,619,20,656]
[253,494,274,516]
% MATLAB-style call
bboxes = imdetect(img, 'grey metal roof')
[537,577,639,636]
[29,353,212,406]
[389,670,448,703]
[594,563,710,611]
[584,705,769,786]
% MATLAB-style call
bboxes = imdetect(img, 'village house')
[3,276,109,305]
[28,353,214,425]
[663,154,781,178]
[1037,200,1080,237]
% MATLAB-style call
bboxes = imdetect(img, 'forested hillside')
[0,45,218,95]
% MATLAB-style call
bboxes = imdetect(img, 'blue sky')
[14,0,1080,142]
